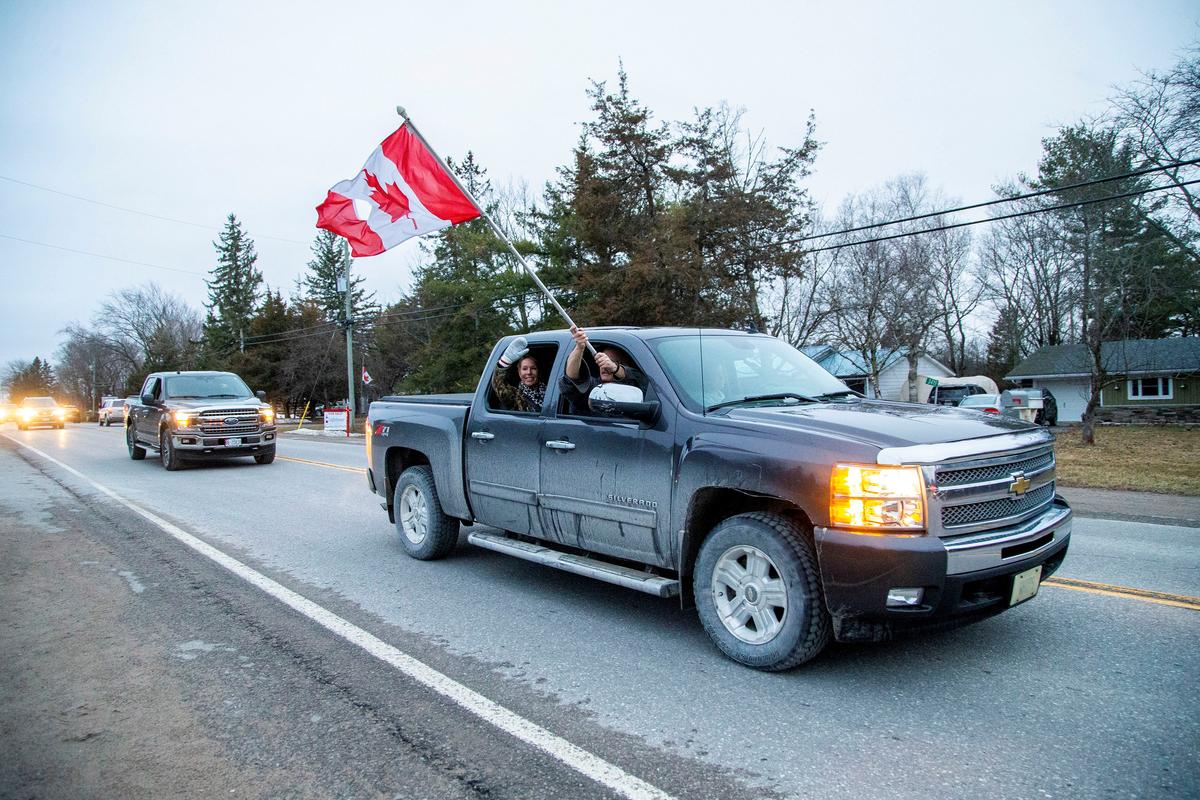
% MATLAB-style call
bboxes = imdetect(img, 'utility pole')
[338,242,355,422]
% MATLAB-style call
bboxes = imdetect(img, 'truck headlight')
[173,410,195,427]
[830,464,926,531]
[259,407,275,423]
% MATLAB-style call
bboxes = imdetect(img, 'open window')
[558,343,656,421]
[486,343,558,415]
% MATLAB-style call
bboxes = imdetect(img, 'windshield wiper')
[203,394,243,398]
[706,392,824,413]
[812,389,863,400]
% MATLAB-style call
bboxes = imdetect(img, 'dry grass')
[1054,425,1200,495]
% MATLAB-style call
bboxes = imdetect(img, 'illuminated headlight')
[259,407,275,424]
[54,408,66,418]
[173,410,196,427]
[20,409,34,421]
[830,464,926,531]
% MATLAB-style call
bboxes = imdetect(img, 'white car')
[98,397,126,426]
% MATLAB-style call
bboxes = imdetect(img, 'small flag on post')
[361,367,373,385]
[315,124,480,257]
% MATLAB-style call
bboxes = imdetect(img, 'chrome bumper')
[170,427,276,451]
[942,499,1072,575]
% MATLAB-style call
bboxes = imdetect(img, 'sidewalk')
[1058,485,1200,528]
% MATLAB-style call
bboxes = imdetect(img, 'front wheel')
[254,447,276,464]
[393,465,458,560]
[159,428,183,471]
[127,425,146,460]
[693,512,830,671]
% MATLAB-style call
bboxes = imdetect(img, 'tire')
[693,512,830,671]
[127,424,146,460]
[159,427,183,471]
[254,447,276,465]
[393,465,458,560]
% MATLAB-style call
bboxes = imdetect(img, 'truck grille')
[936,450,1054,487]
[196,408,260,436]
[941,482,1056,527]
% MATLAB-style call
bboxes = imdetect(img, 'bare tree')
[92,283,203,380]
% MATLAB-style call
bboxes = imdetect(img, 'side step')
[467,531,680,598]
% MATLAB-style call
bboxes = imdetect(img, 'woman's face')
[518,356,539,387]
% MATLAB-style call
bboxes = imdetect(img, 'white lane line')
[5,435,674,800]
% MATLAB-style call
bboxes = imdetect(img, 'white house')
[801,345,955,401]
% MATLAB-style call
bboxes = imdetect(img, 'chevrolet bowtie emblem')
[1009,472,1031,496]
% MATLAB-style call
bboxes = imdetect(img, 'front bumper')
[813,499,1072,642]
[169,427,276,457]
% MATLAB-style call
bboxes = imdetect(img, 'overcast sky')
[1,0,1196,375]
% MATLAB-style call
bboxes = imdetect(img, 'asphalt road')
[2,423,1198,799]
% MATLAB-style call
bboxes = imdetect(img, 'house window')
[1127,377,1173,400]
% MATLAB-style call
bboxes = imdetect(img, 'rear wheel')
[393,465,458,560]
[159,428,183,471]
[693,512,830,671]
[127,425,146,460]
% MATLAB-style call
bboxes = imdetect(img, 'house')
[1005,337,1200,423]
[801,345,954,401]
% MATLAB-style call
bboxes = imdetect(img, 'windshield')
[165,374,252,400]
[21,397,55,408]
[649,334,849,412]
[959,395,999,407]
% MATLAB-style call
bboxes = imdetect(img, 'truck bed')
[378,393,473,407]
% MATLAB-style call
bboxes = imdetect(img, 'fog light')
[887,587,924,607]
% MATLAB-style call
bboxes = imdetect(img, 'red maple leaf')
[362,170,417,228]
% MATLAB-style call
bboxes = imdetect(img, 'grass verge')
[1054,425,1200,495]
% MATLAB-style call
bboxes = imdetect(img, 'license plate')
[225,437,242,447]
[1009,565,1043,606]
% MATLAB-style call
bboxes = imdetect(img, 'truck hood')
[725,399,1033,450]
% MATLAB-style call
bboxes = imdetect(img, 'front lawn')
[1053,425,1200,495]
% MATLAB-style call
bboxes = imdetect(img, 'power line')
[0,232,207,276]
[0,175,310,245]
[795,157,1200,244]
[801,178,1200,256]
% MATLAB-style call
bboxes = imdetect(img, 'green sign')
[925,377,939,386]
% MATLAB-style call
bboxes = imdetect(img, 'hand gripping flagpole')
[397,106,597,357]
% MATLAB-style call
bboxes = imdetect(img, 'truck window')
[557,344,650,419]
[487,344,558,415]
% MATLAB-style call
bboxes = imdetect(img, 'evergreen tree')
[303,230,376,323]
[203,214,263,359]
[4,357,57,400]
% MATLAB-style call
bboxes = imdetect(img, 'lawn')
[1053,425,1200,495]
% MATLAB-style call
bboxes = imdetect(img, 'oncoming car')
[16,396,66,430]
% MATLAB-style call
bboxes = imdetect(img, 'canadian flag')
[361,366,373,385]
[316,125,480,257]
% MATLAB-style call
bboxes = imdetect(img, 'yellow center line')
[1043,577,1200,611]
[277,455,366,474]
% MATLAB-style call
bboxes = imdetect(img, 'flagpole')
[396,106,597,357]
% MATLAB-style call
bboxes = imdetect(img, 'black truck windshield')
[165,374,252,400]
[649,334,850,413]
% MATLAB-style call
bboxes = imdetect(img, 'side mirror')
[140,393,155,407]
[256,390,267,401]
[588,383,660,423]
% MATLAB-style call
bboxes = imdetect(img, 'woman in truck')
[491,337,546,413]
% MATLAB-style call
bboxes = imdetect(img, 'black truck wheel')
[254,447,276,465]
[693,512,830,671]
[159,428,183,471]
[127,424,146,460]
[393,465,458,560]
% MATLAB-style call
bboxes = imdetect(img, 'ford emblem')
[223,417,240,426]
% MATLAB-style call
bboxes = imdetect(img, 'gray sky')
[1,0,1196,373]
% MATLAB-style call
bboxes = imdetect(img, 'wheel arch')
[680,488,815,579]
[384,447,431,522]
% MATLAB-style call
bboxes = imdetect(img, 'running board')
[467,531,680,598]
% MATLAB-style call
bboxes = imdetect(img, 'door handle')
[471,431,495,441]
[544,440,575,451]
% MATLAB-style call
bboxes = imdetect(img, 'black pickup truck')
[366,328,1071,670]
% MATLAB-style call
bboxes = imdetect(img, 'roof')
[1006,337,1200,380]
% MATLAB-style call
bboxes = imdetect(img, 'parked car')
[98,397,126,426]
[928,384,989,406]
[16,396,66,429]
[367,328,1070,670]
[126,371,276,470]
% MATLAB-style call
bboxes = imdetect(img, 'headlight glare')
[830,464,926,531]
[173,410,194,426]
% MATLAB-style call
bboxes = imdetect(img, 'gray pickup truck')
[366,328,1071,670]
[126,370,277,470]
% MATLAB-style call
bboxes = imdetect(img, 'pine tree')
[203,214,263,358]
[303,230,376,323]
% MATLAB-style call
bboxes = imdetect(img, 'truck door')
[135,376,163,442]
[465,348,557,535]
[538,357,674,567]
